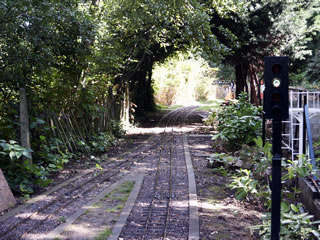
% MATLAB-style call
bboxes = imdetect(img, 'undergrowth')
[209,93,320,239]
[205,92,262,151]
[0,120,126,197]
[215,138,320,239]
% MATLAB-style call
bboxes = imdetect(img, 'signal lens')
[272,64,281,74]
[272,78,281,88]
[272,93,281,102]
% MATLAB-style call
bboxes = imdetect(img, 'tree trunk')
[19,88,32,164]
[235,63,248,97]
[145,60,154,112]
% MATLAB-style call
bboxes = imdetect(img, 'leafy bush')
[251,137,273,176]
[229,169,259,200]
[212,92,262,150]
[110,120,126,138]
[0,140,51,195]
[89,132,116,153]
[203,111,216,126]
[254,203,320,239]
[36,136,73,170]
[283,155,315,181]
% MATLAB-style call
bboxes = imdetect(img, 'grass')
[118,181,135,193]
[105,203,125,213]
[197,99,223,105]
[196,99,224,111]
[57,216,66,223]
[95,228,112,240]
[103,181,135,201]
[156,104,184,110]
[156,99,225,112]
[197,105,218,111]
[94,181,135,239]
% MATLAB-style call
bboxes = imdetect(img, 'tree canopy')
[0,0,319,193]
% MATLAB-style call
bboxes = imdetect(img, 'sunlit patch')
[136,202,150,207]
[171,200,188,208]
[200,201,262,219]
[126,127,165,135]
[83,205,99,210]
[192,144,208,149]
[29,213,48,221]
[16,212,34,219]
[180,126,196,132]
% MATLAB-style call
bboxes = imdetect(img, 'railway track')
[119,106,198,239]
[0,106,199,239]
[0,158,137,239]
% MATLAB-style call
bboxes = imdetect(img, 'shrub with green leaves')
[283,155,316,180]
[89,132,116,153]
[212,92,262,150]
[110,120,126,138]
[229,168,259,200]
[0,140,51,195]
[254,202,320,239]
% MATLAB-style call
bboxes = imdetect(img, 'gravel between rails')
[118,107,199,240]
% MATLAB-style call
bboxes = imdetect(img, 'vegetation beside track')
[204,95,320,239]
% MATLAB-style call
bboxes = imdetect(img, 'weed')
[106,203,125,213]
[95,228,112,240]
[254,203,320,239]
[229,169,259,201]
[212,166,229,176]
[58,216,66,223]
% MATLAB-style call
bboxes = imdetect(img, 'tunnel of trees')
[0,0,319,193]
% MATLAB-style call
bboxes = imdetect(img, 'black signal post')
[263,56,289,240]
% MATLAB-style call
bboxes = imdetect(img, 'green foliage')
[254,203,320,240]
[36,135,73,171]
[229,169,258,200]
[0,0,318,198]
[110,120,126,138]
[203,111,217,126]
[152,52,218,106]
[95,228,112,240]
[0,140,32,160]
[283,155,315,181]
[0,140,51,194]
[252,137,273,175]
[212,166,229,177]
[212,92,262,150]
[230,138,320,238]
[220,137,320,238]
[89,132,116,154]
[306,50,320,83]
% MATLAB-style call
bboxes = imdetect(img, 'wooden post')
[19,88,32,164]
[121,83,130,125]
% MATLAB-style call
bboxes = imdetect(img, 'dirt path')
[0,107,262,239]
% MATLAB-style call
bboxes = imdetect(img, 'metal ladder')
[283,90,320,160]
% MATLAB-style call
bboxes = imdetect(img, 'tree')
[207,0,285,103]
[93,0,224,114]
